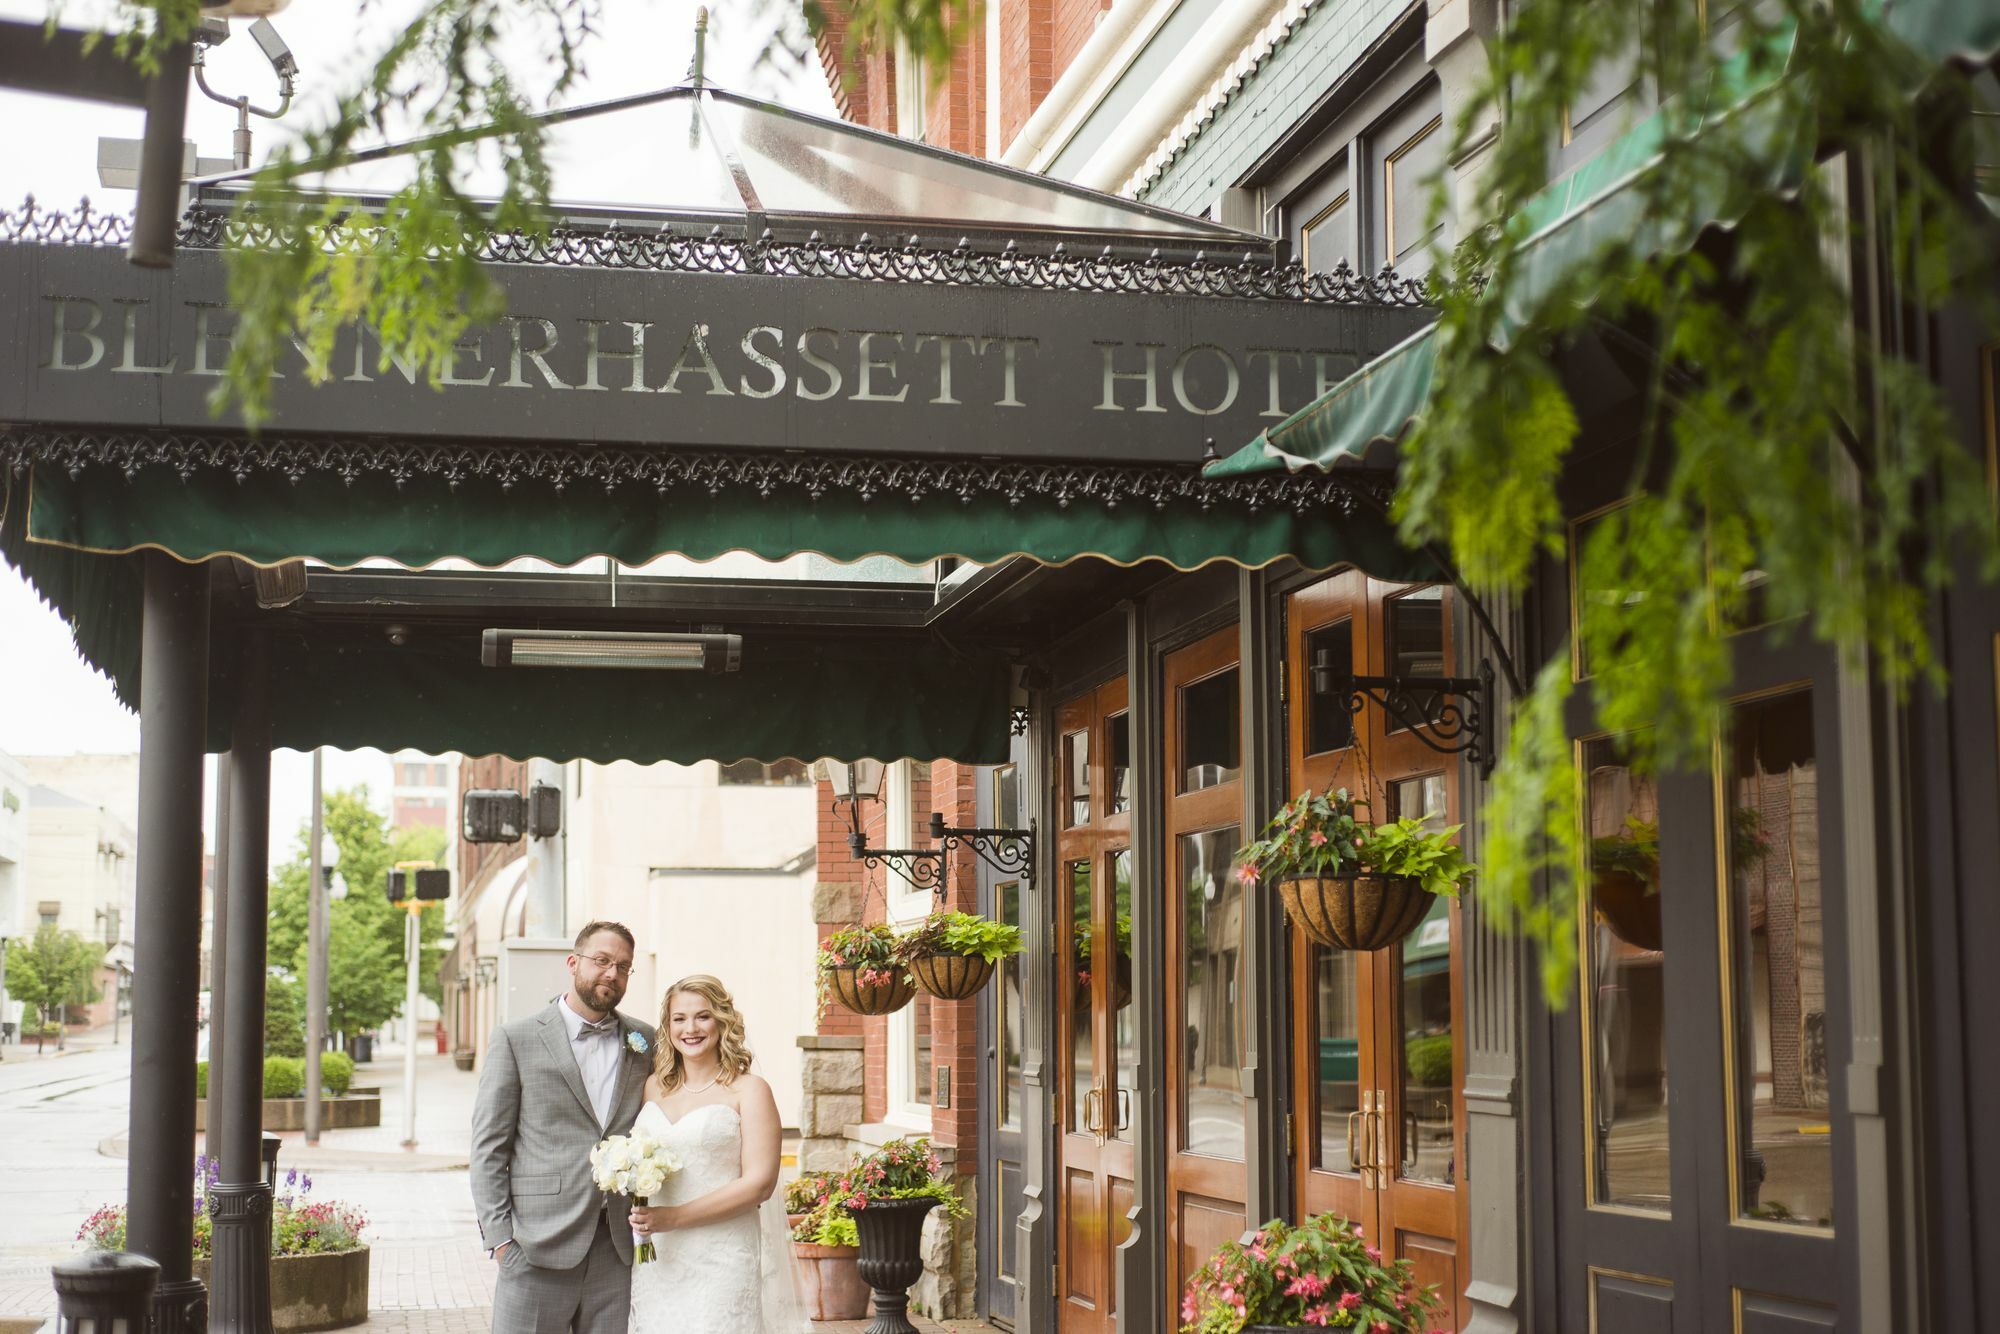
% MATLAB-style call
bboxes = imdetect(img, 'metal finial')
[691,7,708,89]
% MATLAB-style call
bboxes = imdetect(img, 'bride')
[627,974,799,1333]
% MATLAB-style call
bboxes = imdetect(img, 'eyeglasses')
[577,952,633,977]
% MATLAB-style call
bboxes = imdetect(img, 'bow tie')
[575,1018,617,1041]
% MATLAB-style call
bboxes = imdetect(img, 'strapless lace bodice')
[628,1101,766,1333]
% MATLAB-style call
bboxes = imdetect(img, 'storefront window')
[1069,860,1094,1132]
[997,880,1022,1130]
[1386,589,1445,735]
[1107,712,1132,815]
[1391,773,1454,1185]
[1581,737,1671,1211]
[1111,850,1137,1142]
[1314,948,1362,1170]
[1727,691,1833,1230]
[1065,730,1091,826]
[1181,826,1245,1159]
[1180,669,1241,791]
[1305,620,1355,755]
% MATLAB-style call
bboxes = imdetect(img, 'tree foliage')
[1401,0,1999,997]
[4,924,106,1028]
[267,786,450,1036]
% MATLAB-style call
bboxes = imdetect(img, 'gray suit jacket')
[470,1000,656,1270]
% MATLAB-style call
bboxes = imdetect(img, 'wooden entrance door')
[1162,626,1252,1307]
[1283,572,1470,1328]
[1054,679,1136,1334]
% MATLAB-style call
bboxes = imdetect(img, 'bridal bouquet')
[590,1131,682,1264]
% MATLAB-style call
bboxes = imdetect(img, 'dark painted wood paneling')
[1736,1290,1838,1333]
[1590,1272,1674,1334]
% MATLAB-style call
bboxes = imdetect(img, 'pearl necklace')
[682,1071,722,1095]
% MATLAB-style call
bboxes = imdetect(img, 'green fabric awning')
[2,449,1433,764]
[1210,31,1812,477]
[1,486,1016,764]
[1883,0,2000,67]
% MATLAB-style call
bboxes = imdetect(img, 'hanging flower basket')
[1074,949,1133,1010]
[896,911,1022,1001]
[1279,874,1436,952]
[908,953,995,1000]
[825,966,916,1016]
[1241,786,1473,954]
[1591,867,1662,951]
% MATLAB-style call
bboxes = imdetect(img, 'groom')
[472,921,656,1334]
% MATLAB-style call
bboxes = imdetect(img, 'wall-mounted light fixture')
[822,758,944,896]
[481,629,741,672]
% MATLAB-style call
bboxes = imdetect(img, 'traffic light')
[462,789,525,844]
[388,867,450,902]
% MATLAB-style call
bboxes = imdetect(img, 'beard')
[576,977,624,1012]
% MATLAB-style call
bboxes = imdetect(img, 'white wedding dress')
[627,1100,799,1334]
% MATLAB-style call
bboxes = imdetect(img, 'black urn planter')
[849,1196,938,1334]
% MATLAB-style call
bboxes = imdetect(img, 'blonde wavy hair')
[653,974,755,1092]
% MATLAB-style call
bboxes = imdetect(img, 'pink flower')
[1236,863,1259,885]
[1338,1292,1362,1311]
[1305,1305,1333,1327]
[1182,1293,1199,1322]
[1364,1245,1383,1264]
[1310,831,1329,846]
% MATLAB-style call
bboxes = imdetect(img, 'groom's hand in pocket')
[628,1205,676,1238]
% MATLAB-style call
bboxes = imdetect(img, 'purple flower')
[286,1168,298,1188]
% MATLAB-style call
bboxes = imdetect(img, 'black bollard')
[261,1136,281,1190]
[53,1252,159,1334]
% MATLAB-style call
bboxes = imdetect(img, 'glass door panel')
[1179,826,1246,1160]
[1067,859,1095,1134]
[1314,947,1364,1170]
[1396,895,1455,1185]
[1111,849,1137,1144]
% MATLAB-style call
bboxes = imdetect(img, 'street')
[0,1030,495,1326]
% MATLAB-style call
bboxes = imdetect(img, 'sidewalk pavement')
[0,1022,123,1065]
[98,1043,481,1172]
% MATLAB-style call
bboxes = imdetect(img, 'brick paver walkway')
[352,1313,993,1333]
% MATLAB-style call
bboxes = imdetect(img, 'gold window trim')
[1383,115,1442,264]
[1301,189,1351,275]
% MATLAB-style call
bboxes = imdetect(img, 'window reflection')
[1314,948,1361,1170]
[1065,730,1091,826]
[1386,590,1446,735]
[1728,691,1833,1230]
[997,880,1022,1130]
[1398,895,1454,1184]
[1305,621,1355,755]
[1108,712,1132,815]
[1181,827,1245,1159]
[1181,669,1241,791]
[1581,738,1671,1211]
[1068,860,1094,1132]
[1112,850,1137,1143]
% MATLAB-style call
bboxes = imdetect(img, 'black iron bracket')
[850,835,949,898]
[1312,651,1496,779]
[928,812,1036,887]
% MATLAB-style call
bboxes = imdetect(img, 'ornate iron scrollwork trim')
[1312,653,1496,779]
[854,845,948,898]
[928,812,1036,885]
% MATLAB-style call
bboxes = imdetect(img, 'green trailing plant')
[897,910,1024,964]
[813,922,907,1020]
[790,1197,861,1248]
[1236,788,1475,899]
[832,1136,968,1221]
[1396,0,2000,1001]
[1178,1211,1443,1334]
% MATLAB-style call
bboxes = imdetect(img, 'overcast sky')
[0,0,837,861]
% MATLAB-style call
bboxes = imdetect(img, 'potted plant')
[898,910,1023,1000]
[834,1137,967,1334]
[1179,1211,1444,1333]
[1073,912,1134,1009]
[788,1194,871,1321]
[1589,809,1767,952]
[816,923,916,1018]
[1238,788,1474,951]
[81,1160,371,1332]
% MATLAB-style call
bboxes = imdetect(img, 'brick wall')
[1052,0,1109,89]
[998,0,1055,150]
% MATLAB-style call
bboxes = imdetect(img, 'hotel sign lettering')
[0,243,1429,463]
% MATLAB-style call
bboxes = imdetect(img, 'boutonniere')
[626,1030,649,1056]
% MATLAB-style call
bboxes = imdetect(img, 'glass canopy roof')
[205,84,1251,243]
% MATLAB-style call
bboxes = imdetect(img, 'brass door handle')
[1084,1087,1104,1139]
[1346,1109,1365,1170]
[1115,1088,1132,1133]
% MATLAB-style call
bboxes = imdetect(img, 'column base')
[153,1275,210,1334]
[206,1182,274,1334]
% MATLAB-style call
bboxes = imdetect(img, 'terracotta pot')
[908,953,995,1001]
[826,967,916,1016]
[790,1241,871,1321]
[851,1197,939,1334]
[1592,867,1663,951]
[1279,875,1434,951]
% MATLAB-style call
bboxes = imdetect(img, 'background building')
[0,750,28,1036]
[22,783,135,1030]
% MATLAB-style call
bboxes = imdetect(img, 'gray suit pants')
[492,1214,629,1334]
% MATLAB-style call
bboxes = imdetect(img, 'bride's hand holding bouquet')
[590,1131,682,1264]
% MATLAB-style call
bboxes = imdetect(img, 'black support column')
[204,758,232,1160]
[210,631,272,1334]
[124,552,212,1334]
